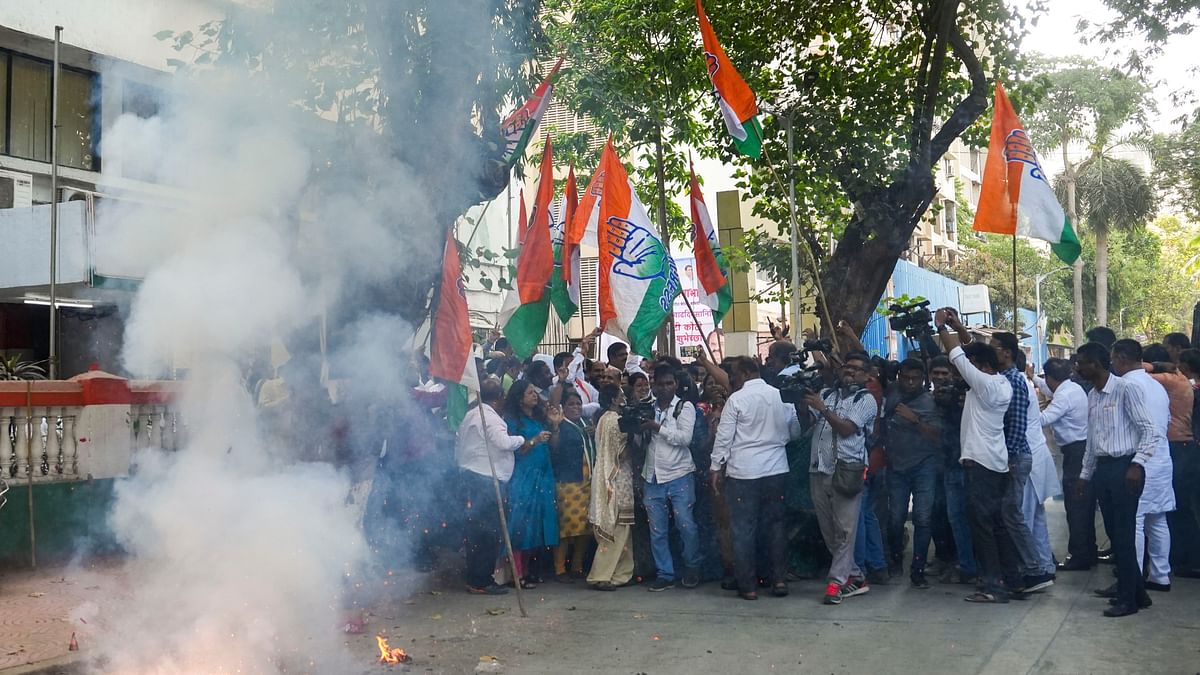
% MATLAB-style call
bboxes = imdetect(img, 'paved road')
[6,504,1200,674]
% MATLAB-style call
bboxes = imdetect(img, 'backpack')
[673,400,711,472]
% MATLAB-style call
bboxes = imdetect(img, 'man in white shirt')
[936,308,1021,603]
[1111,339,1175,595]
[639,364,700,591]
[1039,357,1095,570]
[1075,342,1159,617]
[710,356,804,600]
[455,379,542,595]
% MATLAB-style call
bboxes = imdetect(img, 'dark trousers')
[1060,440,1097,563]
[887,456,939,575]
[965,462,1020,595]
[1167,441,1200,570]
[463,471,504,589]
[1094,455,1144,608]
[727,473,788,593]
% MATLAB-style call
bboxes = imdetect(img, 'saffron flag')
[973,82,1081,265]
[550,163,580,322]
[501,58,564,166]
[429,230,479,428]
[501,137,556,359]
[689,162,732,326]
[695,0,762,158]
[574,139,681,355]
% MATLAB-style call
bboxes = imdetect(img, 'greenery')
[541,0,1034,332]
[0,356,47,381]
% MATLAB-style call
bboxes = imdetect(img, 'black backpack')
[673,400,711,472]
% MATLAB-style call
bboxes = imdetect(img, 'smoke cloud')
[82,1,524,671]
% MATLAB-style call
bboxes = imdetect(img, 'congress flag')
[973,82,1081,265]
[689,162,732,325]
[695,0,762,158]
[575,139,681,355]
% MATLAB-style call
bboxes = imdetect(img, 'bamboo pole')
[475,394,527,617]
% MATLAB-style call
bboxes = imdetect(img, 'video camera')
[617,400,656,434]
[778,339,832,404]
[887,299,941,357]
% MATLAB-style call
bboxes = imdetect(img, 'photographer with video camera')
[802,351,879,606]
[638,365,702,591]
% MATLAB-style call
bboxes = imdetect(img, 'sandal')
[964,592,1009,604]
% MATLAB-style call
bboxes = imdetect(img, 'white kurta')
[1122,369,1175,515]
[1026,379,1063,502]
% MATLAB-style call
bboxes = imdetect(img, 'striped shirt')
[1080,373,1159,481]
[809,386,879,474]
[1000,367,1031,456]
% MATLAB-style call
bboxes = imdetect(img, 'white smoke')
[80,2,504,670]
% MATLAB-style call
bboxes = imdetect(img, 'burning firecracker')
[376,635,412,664]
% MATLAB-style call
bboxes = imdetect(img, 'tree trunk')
[1095,226,1109,328]
[1062,133,1084,346]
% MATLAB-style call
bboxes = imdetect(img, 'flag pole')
[678,291,717,363]
[1012,233,1019,333]
[475,393,528,618]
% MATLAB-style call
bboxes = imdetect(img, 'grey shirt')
[884,388,942,472]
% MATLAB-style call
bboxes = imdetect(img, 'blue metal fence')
[858,260,1046,360]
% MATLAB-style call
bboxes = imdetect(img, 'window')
[945,199,957,237]
[2,50,100,171]
[123,80,160,119]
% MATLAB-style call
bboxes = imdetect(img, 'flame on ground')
[376,635,411,664]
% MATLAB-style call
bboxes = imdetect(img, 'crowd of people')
[442,314,1199,616]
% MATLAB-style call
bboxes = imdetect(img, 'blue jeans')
[855,469,887,573]
[643,474,701,581]
[944,463,978,577]
[888,456,939,575]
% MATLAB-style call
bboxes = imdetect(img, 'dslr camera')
[617,400,656,434]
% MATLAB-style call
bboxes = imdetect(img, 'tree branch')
[929,17,989,160]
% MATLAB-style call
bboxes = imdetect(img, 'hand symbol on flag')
[606,216,673,282]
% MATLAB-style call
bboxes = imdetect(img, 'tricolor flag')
[695,0,762,158]
[973,83,1081,265]
[428,230,480,428]
[575,139,681,355]
[550,163,581,322]
[501,58,564,166]
[689,161,732,325]
[500,137,557,359]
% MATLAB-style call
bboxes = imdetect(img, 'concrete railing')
[0,371,181,485]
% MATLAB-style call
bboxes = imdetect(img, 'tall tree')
[547,0,1028,332]
[1026,57,1150,342]
[1069,157,1158,326]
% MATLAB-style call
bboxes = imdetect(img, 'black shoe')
[1145,581,1171,592]
[681,569,700,589]
[1109,594,1152,608]
[1093,583,1118,598]
[1097,548,1115,564]
[911,573,931,590]
[1057,557,1094,572]
[1024,573,1055,593]
[771,582,789,597]
[647,578,675,592]
[867,569,890,585]
[1103,603,1139,617]
[720,577,738,591]
[589,582,616,591]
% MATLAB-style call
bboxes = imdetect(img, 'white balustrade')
[0,406,81,484]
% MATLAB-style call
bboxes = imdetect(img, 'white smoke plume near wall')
[79,1,510,670]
